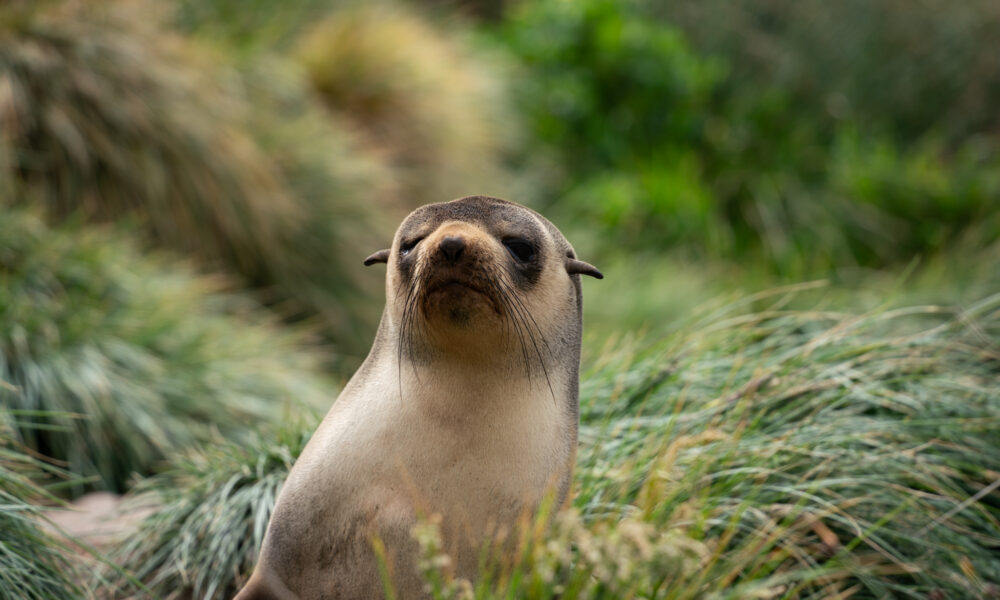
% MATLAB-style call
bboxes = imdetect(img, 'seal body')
[235,196,601,600]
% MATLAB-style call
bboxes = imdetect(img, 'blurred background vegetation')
[1,0,998,598]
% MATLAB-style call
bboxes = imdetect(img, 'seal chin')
[422,278,498,327]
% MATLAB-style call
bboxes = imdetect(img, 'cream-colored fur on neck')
[246,352,572,600]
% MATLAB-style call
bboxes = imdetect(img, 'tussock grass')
[297,2,519,209]
[0,208,332,494]
[0,0,395,355]
[0,414,81,600]
[562,288,1000,598]
[235,59,396,354]
[0,0,299,274]
[110,422,315,600]
[110,291,1000,598]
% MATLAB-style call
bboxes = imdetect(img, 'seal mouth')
[421,275,502,317]
[426,278,488,296]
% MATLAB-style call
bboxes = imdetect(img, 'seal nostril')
[439,236,466,263]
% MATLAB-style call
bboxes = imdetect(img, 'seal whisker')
[498,277,555,401]
[496,275,544,358]
[482,276,514,355]
[396,282,414,402]
[397,278,425,401]
[498,284,530,372]
[497,277,536,379]
[405,284,423,383]
[496,275,554,400]
[484,276,531,377]
[498,275,553,357]
[496,279,536,371]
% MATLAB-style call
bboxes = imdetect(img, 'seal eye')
[503,238,535,263]
[399,237,423,256]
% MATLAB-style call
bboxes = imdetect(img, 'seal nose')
[438,236,466,264]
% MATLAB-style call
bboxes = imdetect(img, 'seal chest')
[236,196,602,600]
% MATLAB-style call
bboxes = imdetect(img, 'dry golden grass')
[297,2,519,210]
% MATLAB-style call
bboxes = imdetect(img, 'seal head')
[368,195,601,372]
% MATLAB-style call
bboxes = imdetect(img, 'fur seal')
[235,196,602,600]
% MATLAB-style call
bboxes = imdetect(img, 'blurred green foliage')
[502,0,1000,275]
[504,0,725,171]
[174,0,332,53]
[659,0,1000,145]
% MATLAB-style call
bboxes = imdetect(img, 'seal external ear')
[566,258,603,279]
[364,249,390,266]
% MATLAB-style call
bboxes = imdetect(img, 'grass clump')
[234,59,396,354]
[0,0,396,355]
[0,414,81,600]
[297,2,519,209]
[0,0,299,274]
[0,208,331,494]
[111,291,1000,598]
[110,423,315,600]
[569,290,1000,598]
[411,509,709,599]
